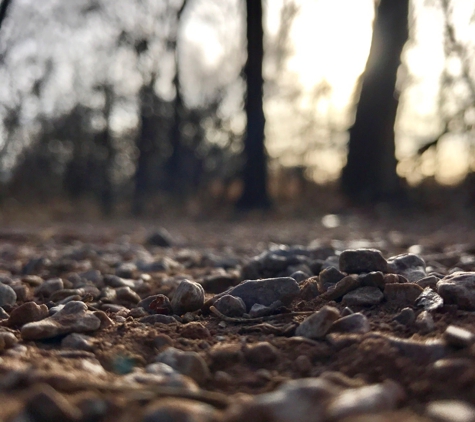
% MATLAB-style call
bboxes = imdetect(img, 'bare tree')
[341,0,409,202]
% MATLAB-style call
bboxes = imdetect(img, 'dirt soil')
[1,212,475,421]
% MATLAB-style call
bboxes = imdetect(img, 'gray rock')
[143,399,216,422]
[329,313,370,334]
[444,325,475,348]
[0,332,18,351]
[61,333,94,351]
[243,341,278,364]
[228,277,299,311]
[155,347,209,384]
[426,400,475,422]
[326,380,405,420]
[321,276,360,301]
[223,377,339,422]
[432,358,475,382]
[342,286,384,306]
[214,295,246,317]
[199,273,239,294]
[21,301,101,340]
[387,336,448,363]
[416,275,439,290]
[393,307,415,325]
[341,307,354,317]
[0,307,9,319]
[146,228,174,247]
[415,287,444,311]
[339,249,388,274]
[437,272,475,310]
[295,306,340,339]
[290,271,310,283]
[0,283,17,307]
[249,301,282,318]
[115,286,141,304]
[358,271,385,289]
[35,278,64,298]
[387,253,426,282]
[171,279,205,315]
[319,267,346,285]
[140,315,177,325]
[415,311,435,334]
[384,283,423,305]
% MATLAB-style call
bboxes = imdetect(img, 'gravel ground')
[0,214,475,421]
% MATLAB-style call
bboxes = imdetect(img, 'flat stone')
[21,301,101,340]
[415,287,444,311]
[115,286,140,304]
[228,277,299,311]
[171,279,205,315]
[358,271,385,289]
[432,358,475,381]
[214,294,246,317]
[437,272,475,310]
[329,313,370,334]
[339,249,388,274]
[322,276,360,301]
[155,347,209,385]
[0,283,17,307]
[327,380,405,420]
[426,400,475,422]
[384,283,423,305]
[387,253,426,282]
[386,336,448,363]
[7,302,49,327]
[35,278,64,298]
[295,306,340,339]
[444,325,475,348]
[342,286,384,306]
[61,333,94,351]
[416,275,439,290]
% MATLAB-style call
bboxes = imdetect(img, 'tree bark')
[236,0,270,210]
[341,0,409,202]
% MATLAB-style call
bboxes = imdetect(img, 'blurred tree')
[236,0,270,210]
[341,0,409,202]
[0,0,12,30]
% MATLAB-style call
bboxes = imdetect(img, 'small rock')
[128,307,148,318]
[143,398,216,422]
[290,270,310,283]
[35,278,64,298]
[0,332,18,350]
[342,286,384,306]
[387,336,448,363]
[432,358,475,382]
[115,262,137,278]
[387,253,426,282]
[155,347,209,385]
[92,310,115,329]
[299,277,320,300]
[138,294,172,315]
[415,310,435,333]
[180,322,210,339]
[319,267,346,285]
[199,273,239,294]
[393,308,415,326]
[322,275,360,301]
[358,271,385,290]
[61,333,94,351]
[295,355,312,373]
[339,249,388,274]
[146,228,174,247]
[384,283,423,306]
[0,283,17,307]
[327,380,405,419]
[227,277,300,311]
[416,275,439,290]
[214,295,246,317]
[21,301,101,340]
[209,343,243,368]
[329,313,370,334]
[437,272,475,310]
[0,307,8,319]
[7,302,49,327]
[295,306,340,339]
[171,279,205,315]
[25,383,82,422]
[249,302,281,318]
[415,287,444,311]
[115,286,141,304]
[140,315,177,325]
[444,325,475,348]
[243,341,278,365]
[426,400,475,422]
[154,334,173,349]
[103,275,135,289]
[341,307,354,316]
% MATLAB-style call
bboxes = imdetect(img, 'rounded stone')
[7,302,49,327]
[296,306,340,339]
[339,249,388,274]
[0,283,17,307]
[171,280,205,315]
[243,341,278,365]
[214,294,246,317]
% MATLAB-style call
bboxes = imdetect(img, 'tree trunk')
[236,0,270,210]
[341,0,409,202]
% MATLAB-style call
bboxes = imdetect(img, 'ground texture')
[0,213,475,421]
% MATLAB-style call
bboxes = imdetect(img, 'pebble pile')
[0,228,474,421]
